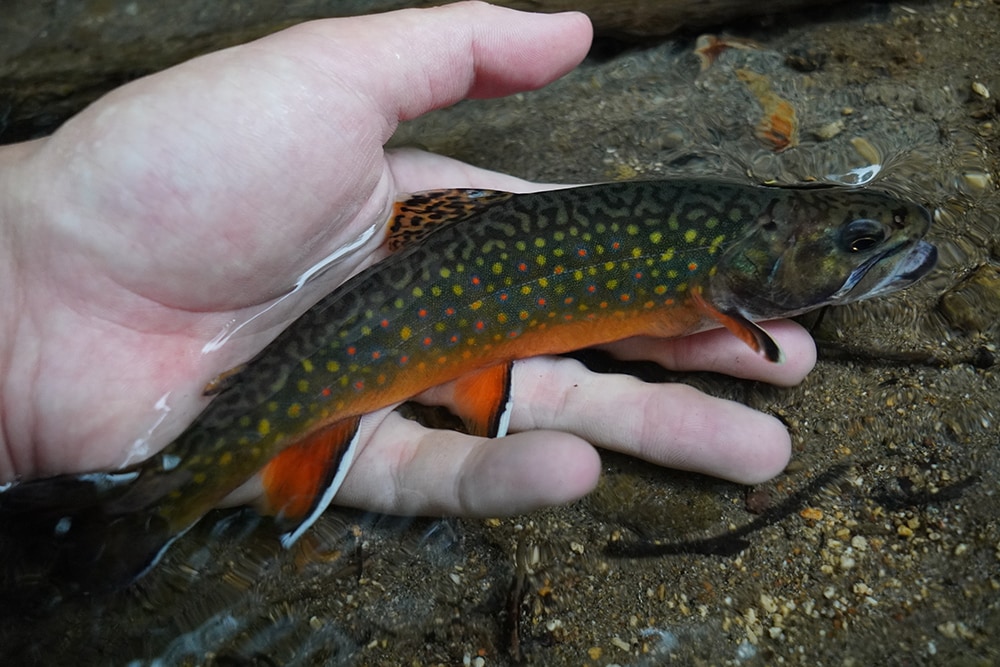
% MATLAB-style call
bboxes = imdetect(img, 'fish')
[0,178,937,595]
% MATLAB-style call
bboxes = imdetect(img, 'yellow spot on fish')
[400,325,412,341]
[627,224,640,236]
[534,237,546,248]
[604,261,615,271]
[440,267,451,279]
[684,229,698,243]
[431,286,442,297]
[654,285,667,295]
[492,262,503,275]
[538,277,549,288]
[470,300,483,311]
[287,404,301,418]
[326,360,340,373]
[607,279,619,290]
[194,472,207,484]
[219,451,233,465]
[413,286,423,297]
[661,248,675,261]
[453,285,463,296]
[650,231,662,244]
[709,234,726,254]
[521,285,532,295]
[301,359,314,373]
[297,379,309,393]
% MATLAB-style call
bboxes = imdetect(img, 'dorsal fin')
[387,189,514,251]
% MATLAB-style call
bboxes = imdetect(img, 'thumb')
[266,1,593,133]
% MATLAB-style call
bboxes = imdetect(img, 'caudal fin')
[0,473,176,601]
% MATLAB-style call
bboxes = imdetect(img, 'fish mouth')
[833,239,938,303]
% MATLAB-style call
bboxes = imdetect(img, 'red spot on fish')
[578,248,588,257]
[399,355,409,365]
[422,337,432,347]
[321,387,332,397]
[612,241,620,250]
[471,275,481,286]
[418,308,428,318]
[665,298,675,306]
[587,285,596,293]
[537,297,547,307]
[634,271,643,280]
[508,330,519,338]
[564,297,574,305]
[564,314,574,321]
[354,380,364,391]
[688,262,698,271]
[445,307,455,316]
[450,335,459,344]
[475,320,485,331]
[372,351,381,360]
[346,346,357,356]
[554,265,564,275]
[499,292,509,301]
[518,262,528,272]
[620,294,630,302]
[380,319,389,328]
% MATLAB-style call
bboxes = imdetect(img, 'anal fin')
[451,362,514,438]
[259,415,362,548]
[387,189,514,251]
[691,287,784,363]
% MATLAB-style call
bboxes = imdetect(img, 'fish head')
[706,187,937,320]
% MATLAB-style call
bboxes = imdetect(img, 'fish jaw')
[832,239,938,302]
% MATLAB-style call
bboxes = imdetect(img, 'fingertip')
[459,432,601,516]
[732,413,793,485]
[763,319,817,387]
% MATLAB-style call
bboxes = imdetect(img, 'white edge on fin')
[494,393,514,439]
[278,424,363,549]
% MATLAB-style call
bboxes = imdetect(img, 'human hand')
[0,2,815,518]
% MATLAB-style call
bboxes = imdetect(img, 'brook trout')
[0,178,936,593]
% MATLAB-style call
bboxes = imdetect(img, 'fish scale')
[191,181,754,455]
[0,177,937,593]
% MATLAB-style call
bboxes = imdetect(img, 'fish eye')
[840,218,886,253]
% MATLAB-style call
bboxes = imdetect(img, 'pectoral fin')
[259,415,362,548]
[451,362,514,438]
[387,189,514,251]
[691,287,784,363]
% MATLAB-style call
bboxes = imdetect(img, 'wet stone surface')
[2,1,1000,665]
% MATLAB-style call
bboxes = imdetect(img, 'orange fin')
[692,287,784,363]
[387,189,514,252]
[202,363,247,396]
[260,415,362,548]
[452,362,514,438]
